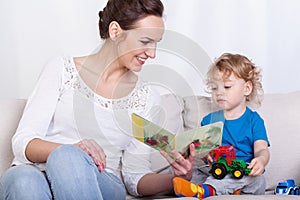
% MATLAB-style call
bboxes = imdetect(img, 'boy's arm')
[248,140,270,176]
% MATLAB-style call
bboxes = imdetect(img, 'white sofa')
[1,92,300,200]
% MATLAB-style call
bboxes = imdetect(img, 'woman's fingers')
[88,140,106,162]
[160,144,195,180]
[74,139,106,171]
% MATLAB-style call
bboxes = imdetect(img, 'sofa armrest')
[0,99,26,176]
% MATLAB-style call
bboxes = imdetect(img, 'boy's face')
[209,71,252,112]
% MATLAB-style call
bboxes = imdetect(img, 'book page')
[132,113,175,157]
[175,122,223,158]
[132,113,223,159]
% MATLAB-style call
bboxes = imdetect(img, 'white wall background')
[1,0,300,98]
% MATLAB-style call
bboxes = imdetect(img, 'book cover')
[132,113,223,159]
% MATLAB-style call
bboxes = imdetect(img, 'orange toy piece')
[173,177,215,199]
[233,188,241,195]
[173,177,203,198]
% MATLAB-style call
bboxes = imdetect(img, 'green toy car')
[210,146,251,180]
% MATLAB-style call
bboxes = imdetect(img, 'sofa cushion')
[159,93,184,134]
[256,92,300,192]
[0,99,26,176]
[182,96,218,130]
[206,195,300,199]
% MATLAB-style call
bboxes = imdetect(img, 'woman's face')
[117,15,165,72]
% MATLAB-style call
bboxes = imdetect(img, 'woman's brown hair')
[98,0,164,39]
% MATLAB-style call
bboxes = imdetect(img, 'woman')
[0,0,195,199]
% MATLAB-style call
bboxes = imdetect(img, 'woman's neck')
[74,40,137,99]
[91,40,124,79]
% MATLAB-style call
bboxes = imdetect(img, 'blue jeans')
[0,145,126,200]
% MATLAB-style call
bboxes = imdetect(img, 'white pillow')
[182,96,218,130]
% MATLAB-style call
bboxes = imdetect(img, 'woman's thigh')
[46,144,126,200]
[0,165,52,200]
[97,170,126,200]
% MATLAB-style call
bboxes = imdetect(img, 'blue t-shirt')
[201,107,269,163]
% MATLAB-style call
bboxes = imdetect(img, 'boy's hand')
[248,140,270,176]
[206,152,214,167]
[248,157,265,176]
[201,151,214,167]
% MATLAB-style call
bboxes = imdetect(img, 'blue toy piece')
[275,179,299,195]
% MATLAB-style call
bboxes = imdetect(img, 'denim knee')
[46,144,94,172]
[46,144,105,199]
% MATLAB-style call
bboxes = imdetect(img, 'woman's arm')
[137,173,174,195]
[25,138,62,163]
[26,138,107,172]
[12,57,63,164]
[137,143,195,196]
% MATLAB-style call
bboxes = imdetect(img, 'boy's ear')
[108,21,122,40]
[244,81,253,96]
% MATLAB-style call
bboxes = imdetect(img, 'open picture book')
[131,113,223,159]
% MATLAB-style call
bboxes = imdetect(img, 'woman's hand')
[74,139,106,172]
[160,143,195,181]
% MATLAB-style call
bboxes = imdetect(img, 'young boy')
[173,53,270,199]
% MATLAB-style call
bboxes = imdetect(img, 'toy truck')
[275,179,299,195]
[210,146,251,179]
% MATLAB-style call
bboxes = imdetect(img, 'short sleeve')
[201,110,224,126]
[252,112,270,146]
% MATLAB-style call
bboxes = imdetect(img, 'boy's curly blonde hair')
[207,53,264,106]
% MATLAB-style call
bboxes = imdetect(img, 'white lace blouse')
[12,55,162,196]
